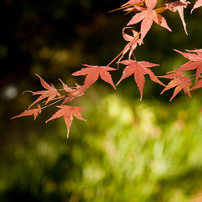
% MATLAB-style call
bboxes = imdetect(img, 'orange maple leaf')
[117,59,164,101]
[174,49,202,82]
[46,105,86,138]
[191,0,202,13]
[29,74,61,108]
[11,104,41,120]
[109,0,144,14]
[190,79,202,91]
[199,105,202,113]
[117,27,141,63]
[127,0,172,43]
[72,64,116,89]
[59,79,85,104]
[165,0,190,35]
[160,70,192,101]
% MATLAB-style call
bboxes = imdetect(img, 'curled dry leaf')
[117,27,141,64]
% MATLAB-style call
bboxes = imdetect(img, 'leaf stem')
[106,49,126,67]
[107,33,140,67]
[41,99,63,110]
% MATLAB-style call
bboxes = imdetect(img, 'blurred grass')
[0,89,202,202]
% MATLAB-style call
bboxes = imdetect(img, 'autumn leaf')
[185,49,202,57]
[189,79,202,91]
[165,0,190,35]
[59,79,85,104]
[175,49,202,61]
[121,0,144,8]
[29,74,61,108]
[191,0,202,13]
[109,0,144,14]
[199,106,202,113]
[117,59,164,101]
[11,104,41,120]
[127,0,171,43]
[160,70,192,101]
[72,64,116,89]
[46,105,86,138]
[117,27,141,64]
[174,49,202,82]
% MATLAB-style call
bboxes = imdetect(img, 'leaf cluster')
[12,0,202,137]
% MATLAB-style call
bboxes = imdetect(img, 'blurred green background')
[0,0,202,201]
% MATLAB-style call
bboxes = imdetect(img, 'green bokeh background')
[0,0,202,201]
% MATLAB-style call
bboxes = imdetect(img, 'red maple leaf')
[127,0,171,43]
[46,105,86,138]
[165,0,190,35]
[59,79,85,104]
[109,0,144,14]
[117,27,141,63]
[72,64,116,89]
[122,0,144,7]
[160,70,192,101]
[117,59,164,101]
[11,104,41,120]
[185,49,202,57]
[189,79,202,91]
[29,74,61,108]
[199,105,202,113]
[191,0,202,13]
[175,49,202,82]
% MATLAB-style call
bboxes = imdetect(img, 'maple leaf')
[29,74,61,108]
[189,79,202,91]
[200,106,202,113]
[174,49,202,82]
[109,0,144,14]
[117,59,164,101]
[11,104,41,120]
[117,27,141,64]
[59,79,85,104]
[165,0,190,35]
[127,0,172,43]
[191,0,202,13]
[72,64,116,89]
[46,105,86,138]
[160,70,192,101]
[122,0,144,7]
[185,49,202,57]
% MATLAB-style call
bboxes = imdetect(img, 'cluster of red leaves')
[113,0,201,102]
[12,75,86,138]
[12,0,202,138]
[160,49,202,101]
